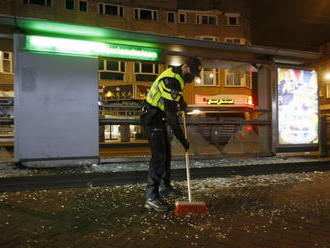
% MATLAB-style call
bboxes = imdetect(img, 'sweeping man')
[141,57,202,211]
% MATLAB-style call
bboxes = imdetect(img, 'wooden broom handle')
[182,112,192,202]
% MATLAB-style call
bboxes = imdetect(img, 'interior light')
[209,73,214,78]
[187,109,201,115]
[25,35,160,61]
[195,77,201,84]
[248,96,253,105]
[246,125,253,132]
[325,73,330,80]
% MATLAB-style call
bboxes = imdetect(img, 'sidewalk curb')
[0,159,329,193]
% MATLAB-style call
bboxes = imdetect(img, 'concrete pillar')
[14,34,99,167]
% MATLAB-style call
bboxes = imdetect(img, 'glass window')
[99,3,123,17]
[198,68,219,86]
[140,9,152,20]
[119,7,123,17]
[225,38,242,44]
[104,85,133,100]
[99,3,103,14]
[179,13,186,23]
[79,0,87,12]
[105,5,118,15]
[135,9,139,19]
[167,12,175,23]
[99,59,125,81]
[137,85,150,100]
[0,51,12,74]
[209,16,216,25]
[107,60,119,71]
[225,70,246,87]
[65,0,74,10]
[225,14,240,26]
[134,62,159,82]
[135,9,158,21]
[229,17,237,25]
[98,60,104,70]
[196,15,217,25]
[141,63,153,73]
[23,0,51,7]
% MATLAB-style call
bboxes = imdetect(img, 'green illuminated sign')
[25,35,160,61]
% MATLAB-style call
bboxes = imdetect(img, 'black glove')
[182,139,190,151]
[179,98,187,112]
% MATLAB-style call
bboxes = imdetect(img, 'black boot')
[145,198,170,212]
[159,185,182,198]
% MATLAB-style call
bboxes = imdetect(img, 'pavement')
[1,168,330,247]
[1,150,330,247]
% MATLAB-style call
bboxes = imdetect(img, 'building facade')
[0,0,253,144]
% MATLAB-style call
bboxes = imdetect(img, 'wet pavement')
[1,169,330,247]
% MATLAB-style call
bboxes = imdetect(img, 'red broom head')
[174,201,208,216]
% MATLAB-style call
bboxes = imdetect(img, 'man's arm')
[163,98,189,151]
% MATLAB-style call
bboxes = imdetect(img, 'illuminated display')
[25,35,160,61]
[207,98,234,105]
[195,94,253,106]
[277,68,318,145]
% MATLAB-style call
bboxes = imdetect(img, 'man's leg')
[145,127,170,211]
[159,126,182,198]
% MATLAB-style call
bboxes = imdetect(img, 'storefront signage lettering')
[25,35,160,61]
[207,98,234,105]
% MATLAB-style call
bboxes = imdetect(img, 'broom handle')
[182,112,192,202]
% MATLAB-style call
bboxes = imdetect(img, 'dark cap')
[185,57,202,77]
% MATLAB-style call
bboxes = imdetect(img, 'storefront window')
[103,85,133,100]
[99,59,125,81]
[196,68,219,86]
[0,51,13,74]
[225,70,250,87]
[137,85,150,99]
[134,62,159,82]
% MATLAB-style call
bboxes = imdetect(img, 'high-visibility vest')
[146,67,184,111]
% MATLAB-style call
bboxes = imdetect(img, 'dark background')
[251,0,330,51]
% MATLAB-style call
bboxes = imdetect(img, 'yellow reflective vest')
[146,67,184,111]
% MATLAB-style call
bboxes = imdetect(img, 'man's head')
[182,57,202,83]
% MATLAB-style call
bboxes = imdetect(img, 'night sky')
[251,0,330,51]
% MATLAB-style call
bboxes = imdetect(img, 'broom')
[174,112,208,216]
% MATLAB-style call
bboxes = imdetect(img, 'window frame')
[225,70,252,88]
[224,37,251,45]
[0,51,13,74]
[196,14,217,25]
[134,62,159,75]
[167,11,176,23]
[197,36,218,41]
[78,0,87,12]
[134,8,158,21]
[225,13,240,26]
[99,2,124,17]
[23,0,52,7]
[64,0,74,10]
[195,68,220,87]
[99,59,126,81]
[178,12,187,24]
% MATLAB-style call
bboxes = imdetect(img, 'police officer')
[141,57,202,211]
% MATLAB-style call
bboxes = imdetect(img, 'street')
[1,170,330,248]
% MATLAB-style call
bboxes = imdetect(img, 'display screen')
[277,68,318,145]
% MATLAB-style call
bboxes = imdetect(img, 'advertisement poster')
[277,68,318,145]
